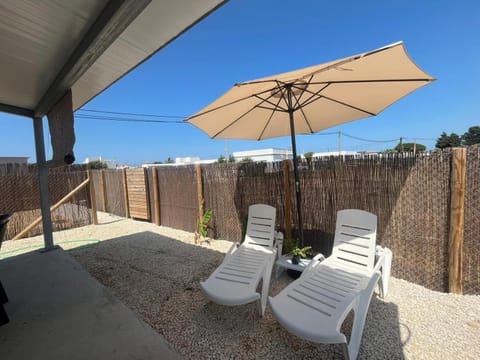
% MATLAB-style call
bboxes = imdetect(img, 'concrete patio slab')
[0,247,181,360]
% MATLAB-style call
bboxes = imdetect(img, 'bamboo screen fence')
[154,166,198,231]
[141,149,478,294]
[0,164,91,239]
[103,169,126,217]
[1,147,479,294]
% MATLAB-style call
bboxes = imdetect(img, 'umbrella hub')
[271,81,308,100]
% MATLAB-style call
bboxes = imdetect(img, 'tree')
[88,160,107,169]
[216,155,226,164]
[228,155,236,163]
[394,142,426,152]
[435,132,449,149]
[303,152,314,160]
[436,132,461,149]
[303,151,314,167]
[166,157,174,164]
[462,126,480,146]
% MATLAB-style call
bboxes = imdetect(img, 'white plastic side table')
[275,255,312,279]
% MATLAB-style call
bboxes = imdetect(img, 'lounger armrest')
[373,246,384,273]
[303,253,325,274]
[275,231,284,259]
[226,242,239,257]
[373,246,392,298]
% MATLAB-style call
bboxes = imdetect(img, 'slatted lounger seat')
[269,209,392,360]
[200,204,276,316]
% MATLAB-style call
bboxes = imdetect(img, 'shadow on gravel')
[66,231,406,359]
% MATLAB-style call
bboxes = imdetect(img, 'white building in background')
[142,157,216,168]
[309,150,358,158]
[175,156,200,165]
[84,156,117,169]
[0,156,29,164]
[232,148,292,163]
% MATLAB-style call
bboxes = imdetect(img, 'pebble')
[2,213,479,359]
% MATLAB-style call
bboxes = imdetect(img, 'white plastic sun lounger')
[269,209,392,360]
[200,204,277,316]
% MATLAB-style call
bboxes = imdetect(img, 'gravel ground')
[1,213,479,359]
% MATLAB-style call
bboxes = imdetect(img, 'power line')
[403,137,437,141]
[75,109,439,143]
[342,131,398,143]
[312,131,338,135]
[75,114,185,124]
[77,108,187,119]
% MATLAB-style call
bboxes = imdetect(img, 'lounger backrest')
[244,204,276,248]
[331,209,377,274]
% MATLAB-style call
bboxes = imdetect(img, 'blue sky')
[1,0,479,165]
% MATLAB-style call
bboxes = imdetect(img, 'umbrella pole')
[287,88,304,248]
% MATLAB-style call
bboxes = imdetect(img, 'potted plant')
[285,244,315,279]
[290,246,313,264]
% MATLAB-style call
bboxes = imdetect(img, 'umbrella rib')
[291,75,314,110]
[296,77,433,111]
[254,91,288,112]
[187,87,284,120]
[319,95,376,116]
[258,94,285,140]
[252,80,291,112]
[291,90,315,133]
[307,78,433,85]
[256,104,288,112]
[211,86,287,138]
[294,83,331,111]
[211,105,259,138]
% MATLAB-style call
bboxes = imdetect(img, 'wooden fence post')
[122,168,129,218]
[448,148,466,294]
[152,167,161,225]
[100,170,107,212]
[196,164,204,221]
[88,170,98,225]
[283,160,292,240]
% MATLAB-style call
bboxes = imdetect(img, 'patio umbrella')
[186,42,435,246]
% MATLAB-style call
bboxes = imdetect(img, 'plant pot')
[292,255,301,264]
[287,269,302,279]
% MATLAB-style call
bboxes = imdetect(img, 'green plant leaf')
[290,246,312,258]
[197,208,213,238]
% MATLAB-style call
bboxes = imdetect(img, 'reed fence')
[0,164,91,239]
[123,148,477,295]
[1,147,479,295]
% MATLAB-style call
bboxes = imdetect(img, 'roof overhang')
[0,0,227,118]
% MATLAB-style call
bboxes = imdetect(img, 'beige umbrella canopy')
[187,41,435,246]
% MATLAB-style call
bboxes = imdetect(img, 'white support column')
[33,116,54,250]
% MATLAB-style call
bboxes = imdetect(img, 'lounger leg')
[258,257,274,316]
[348,272,381,360]
[379,248,392,298]
[341,342,350,360]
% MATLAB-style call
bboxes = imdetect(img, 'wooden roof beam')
[34,0,151,118]
[0,103,34,118]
